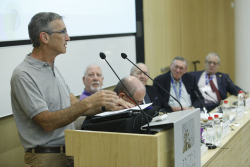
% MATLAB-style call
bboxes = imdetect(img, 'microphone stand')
[204,91,222,113]
[226,77,241,95]
[121,53,183,111]
[100,52,151,134]
[194,91,208,114]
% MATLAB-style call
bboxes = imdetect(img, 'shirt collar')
[24,53,53,69]
[170,72,181,83]
[83,89,93,96]
[205,71,215,78]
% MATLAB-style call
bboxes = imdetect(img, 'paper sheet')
[96,103,153,117]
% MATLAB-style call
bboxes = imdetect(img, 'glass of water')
[230,101,238,120]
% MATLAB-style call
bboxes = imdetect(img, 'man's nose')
[65,32,70,41]
[93,74,98,79]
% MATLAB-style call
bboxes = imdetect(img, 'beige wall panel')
[180,0,208,72]
[206,0,235,81]
[143,0,181,85]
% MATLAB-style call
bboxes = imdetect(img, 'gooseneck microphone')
[194,91,208,113]
[225,77,242,95]
[121,53,183,111]
[204,92,219,105]
[204,91,222,113]
[100,52,151,134]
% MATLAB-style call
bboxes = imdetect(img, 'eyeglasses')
[173,65,185,71]
[206,61,219,66]
[119,91,143,105]
[136,71,148,76]
[46,30,67,35]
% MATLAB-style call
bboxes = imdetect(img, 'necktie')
[144,93,151,104]
[208,75,222,102]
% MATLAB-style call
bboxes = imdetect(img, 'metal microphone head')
[121,53,127,59]
[100,52,106,59]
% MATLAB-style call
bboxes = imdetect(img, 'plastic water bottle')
[222,100,230,122]
[206,116,215,145]
[238,90,244,114]
[214,115,222,146]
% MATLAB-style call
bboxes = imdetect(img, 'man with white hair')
[80,64,104,100]
[130,63,164,108]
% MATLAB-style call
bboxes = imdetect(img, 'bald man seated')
[82,76,158,133]
[113,76,146,105]
[81,76,145,130]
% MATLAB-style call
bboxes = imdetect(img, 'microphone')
[204,91,222,113]
[225,77,242,95]
[100,52,151,134]
[194,91,208,114]
[121,53,183,111]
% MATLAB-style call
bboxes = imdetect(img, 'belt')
[27,146,65,153]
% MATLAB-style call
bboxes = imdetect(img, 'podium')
[65,109,200,167]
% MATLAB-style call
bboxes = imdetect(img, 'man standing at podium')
[10,12,133,167]
[190,52,245,112]
[153,56,204,112]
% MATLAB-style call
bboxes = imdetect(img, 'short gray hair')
[206,52,221,64]
[84,64,102,77]
[28,12,63,48]
[130,62,149,75]
[171,56,188,67]
[113,76,136,97]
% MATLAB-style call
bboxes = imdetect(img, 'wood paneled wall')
[143,0,235,85]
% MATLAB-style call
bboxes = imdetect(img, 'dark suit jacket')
[190,71,242,111]
[153,71,204,113]
[145,85,165,109]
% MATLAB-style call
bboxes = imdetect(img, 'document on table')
[96,103,153,117]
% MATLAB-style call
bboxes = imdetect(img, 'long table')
[201,95,250,166]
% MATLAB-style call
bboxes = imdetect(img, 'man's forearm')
[32,99,94,132]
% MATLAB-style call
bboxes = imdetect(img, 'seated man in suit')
[130,63,165,108]
[113,76,146,105]
[154,56,204,112]
[80,64,104,100]
[190,52,245,112]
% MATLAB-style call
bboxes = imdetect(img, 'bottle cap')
[214,115,219,118]
[224,100,228,104]
[239,90,243,93]
[208,116,213,120]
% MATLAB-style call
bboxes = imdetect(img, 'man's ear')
[82,77,86,85]
[184,67,187,74]
[39,32,49,44]
[118,92,125,99]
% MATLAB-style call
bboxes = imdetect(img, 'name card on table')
[222,120,230,132]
